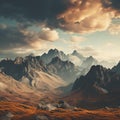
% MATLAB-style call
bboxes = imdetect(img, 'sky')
[0,0,120,63]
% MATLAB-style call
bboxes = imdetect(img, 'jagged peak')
[115,61,120,67]
[87,56,94,60]
[14,57,24,64]
[90,65,105,70]
[84,56,98,63]
[87,65,108,75]
[72,50,83,56]
[48,48,59,53]
[72,50,78,54]
[112,61,120,73]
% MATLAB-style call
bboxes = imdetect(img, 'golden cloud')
[39,28,59,41]
[57,0,120,34]
[21,28,59,49]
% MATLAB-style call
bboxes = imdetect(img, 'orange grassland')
[0,102,120,120]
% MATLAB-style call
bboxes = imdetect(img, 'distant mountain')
[81,56,98,68]
[0,55,66,91]
[41,49,68,64]
[64,64,120,108]
[67,50,86,66]
[47,57,80,83]
[72,50,86,61]
[79,56,98,76]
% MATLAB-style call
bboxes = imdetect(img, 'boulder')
[0,112,14,120]
[57,100,71,109]
[37,103,56,111]
[35,115,49,120]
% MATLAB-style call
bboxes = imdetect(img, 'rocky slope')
[0,55,66,91]
[41,49,68,64]
[47,57,80,83]
[0,73,44,104]
[64,64,120,108]
[72,65,111,94]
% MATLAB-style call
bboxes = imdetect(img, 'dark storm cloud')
[102,0,120,12]
[0,0,69,25]
[0,0,119,32]
[0,24,59,50]
[0,25,27,49]
[109,0,120,10]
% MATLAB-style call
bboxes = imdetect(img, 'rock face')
[72,65,111,94]
[37,103,56,111]
[0,73,45,103]
[41,49,68,64]
[47,57,80,83]
[0,55,65,91]
[112,61,120,74]
[69,64,120,107]
[57,100,71,109]
[0,56,47,80]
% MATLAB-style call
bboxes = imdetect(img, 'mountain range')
[64,63,120,108]
[0,55,65,92]
[47,57,79,83]
[0,48,119,108]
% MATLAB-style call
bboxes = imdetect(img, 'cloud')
[0,0,119,34]
[57,0,120,34]
[68,55,82,66]
[22,27,59,49]
[0,25,27,49]
[72,46,99,57]
[105,0,120,11]
[0,0,69,24]
[0,24,59,56]
[39,28,59,41]
[70,36,85,42]
[108,24,120,35]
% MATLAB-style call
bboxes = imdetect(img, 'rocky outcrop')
[41,49,68,64]
[37,102,56,111]
[0,73,45,103]
[47,57,80,83]
[112,61,120,74]
[68,64,120,108]
[0,112,14,120]
[35,115,49,120]
[0,55,65,91]
[72,65,112,94]
[57,100,71,109]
